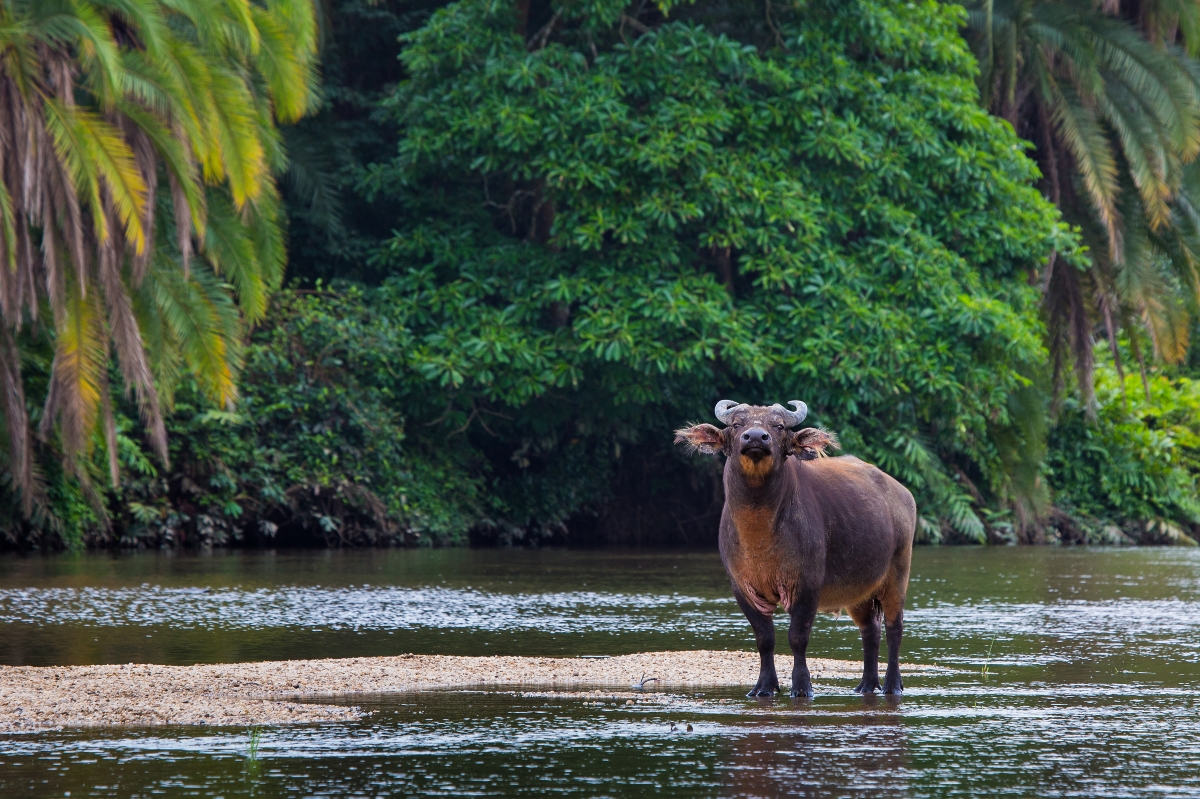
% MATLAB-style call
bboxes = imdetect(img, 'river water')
[1,546,1198,797]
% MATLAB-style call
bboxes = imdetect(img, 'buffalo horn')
[714,400,746,425]
[771,400,808,427]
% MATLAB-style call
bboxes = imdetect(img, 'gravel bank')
[0,651,934,732]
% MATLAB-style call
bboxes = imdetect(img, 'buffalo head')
[675,400,839,482]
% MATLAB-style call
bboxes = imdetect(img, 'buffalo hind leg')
[848,598,882,694]
[734,588,779,697]
[787,594,819,698]
[880,587,906,695]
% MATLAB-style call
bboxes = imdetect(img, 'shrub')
[1047,356,1200,545]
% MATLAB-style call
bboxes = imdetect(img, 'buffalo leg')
[734,588,779,697]
[848,599,882,694]
[882,607,904,695]
[881,542,912,696]
[787,594,819,698]
[879,579,907,695]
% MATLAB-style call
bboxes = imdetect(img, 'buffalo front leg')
[847,599,882,694]
[734,588,779,697]
[787,594,819,698]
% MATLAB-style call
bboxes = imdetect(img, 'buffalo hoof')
[882,675,903,695]
[744,676,782,695]
[854,677,882,695]
[790,687,814,699]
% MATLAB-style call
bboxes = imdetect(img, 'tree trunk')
[516,0,530,37]
[713,246,734,296]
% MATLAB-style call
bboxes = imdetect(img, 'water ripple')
[0,586,742,634]
[907,600,1200,664]
[3,584,1200,666]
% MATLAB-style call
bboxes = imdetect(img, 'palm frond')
[144,252,242,407]
[962,0,1200,389]
[208,65,266,206]
[43,272,109,470]
[251,4,318,123]
[0,0,318,524]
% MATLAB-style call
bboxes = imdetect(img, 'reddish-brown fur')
[675,404,916,697]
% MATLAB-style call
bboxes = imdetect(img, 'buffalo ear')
[674,423,727,456]
[788,427,839,460]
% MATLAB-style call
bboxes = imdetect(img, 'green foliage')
[282,0,448,283]
[959,0,1200,397]
[1047,352,1200,544]
[359,0,1070,542]
[0,0,320,524]
[4,281,715,548]
[107,287,483,546]
[20,0,1200,550]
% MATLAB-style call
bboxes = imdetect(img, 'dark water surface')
[1,546,1199,797]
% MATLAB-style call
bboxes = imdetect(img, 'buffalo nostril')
[741,428,770,447]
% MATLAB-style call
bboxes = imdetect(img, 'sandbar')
[0,650,937,732]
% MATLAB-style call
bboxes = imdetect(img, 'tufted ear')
[787,427,840,460]
[674,423,727,456]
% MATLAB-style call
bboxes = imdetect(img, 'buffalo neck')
[724,456,797,549]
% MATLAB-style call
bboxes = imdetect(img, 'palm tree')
[961,0,1200,402]
[0,0,318,512]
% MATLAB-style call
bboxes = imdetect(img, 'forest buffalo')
[675,400,916,697]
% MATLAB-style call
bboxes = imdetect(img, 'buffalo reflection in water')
[720,694,910,798]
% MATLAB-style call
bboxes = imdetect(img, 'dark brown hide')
[675,404,916,697]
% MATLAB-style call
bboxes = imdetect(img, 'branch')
[764,0,784,49]
[527,9,563,50]
[620,13,650,34]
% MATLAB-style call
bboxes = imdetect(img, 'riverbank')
[0,651,940,731]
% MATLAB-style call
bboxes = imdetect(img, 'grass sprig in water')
[980,635,998,681]
[246,727,262,761]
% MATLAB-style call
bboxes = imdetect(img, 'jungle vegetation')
[3,0,1200,549]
